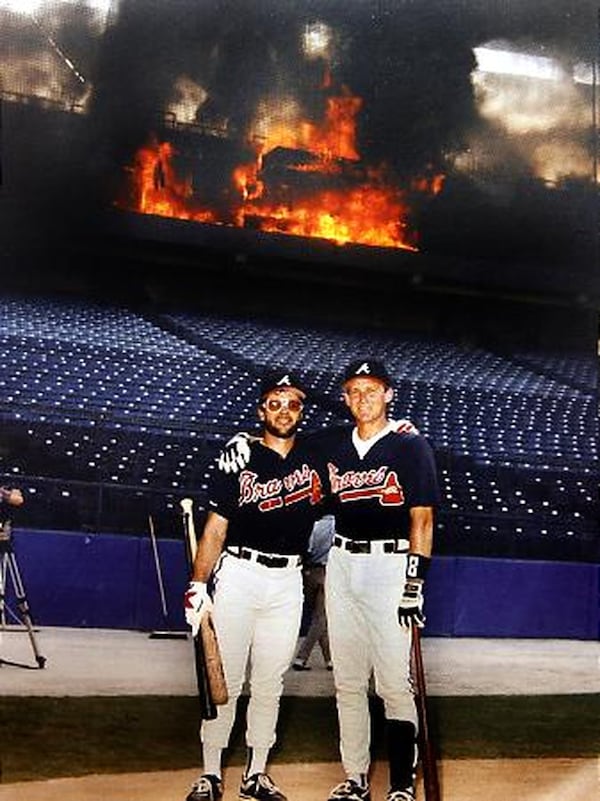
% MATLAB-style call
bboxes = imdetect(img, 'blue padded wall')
[7,528,599,639]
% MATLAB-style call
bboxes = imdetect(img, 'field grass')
[1,694,599,783]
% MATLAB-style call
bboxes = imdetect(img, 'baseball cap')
[343,359,393,387]
[259,369,307,399]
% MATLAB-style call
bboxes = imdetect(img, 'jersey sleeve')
[401,434,441,507]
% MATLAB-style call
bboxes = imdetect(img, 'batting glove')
[398,579,425,629]
[184,581,213,637]
[217,432,254,474]
[390,418,419,435]
[398,553,430,629]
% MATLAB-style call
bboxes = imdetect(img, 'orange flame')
[121,137,217,223]
[116,84,443,251]
[244,184,418,250]
[260,85,361,161]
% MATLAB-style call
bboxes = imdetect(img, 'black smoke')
[1,0,597,293]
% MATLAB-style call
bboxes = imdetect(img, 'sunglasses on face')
[262,397,304,412]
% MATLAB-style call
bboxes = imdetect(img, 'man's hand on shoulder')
[390,418,419,436]
[217,432,257,474]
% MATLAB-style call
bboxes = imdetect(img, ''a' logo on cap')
[277,374,292,386]
[356,362,371,375]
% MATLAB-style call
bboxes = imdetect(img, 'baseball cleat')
[385,788,415,801]
[186,774,223,801]
[292,659,311,671]
[327,777,371,801]
[239,772,287,801]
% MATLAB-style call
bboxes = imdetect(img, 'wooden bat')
[148,514,169,620]
[411,624,441,801]
[180,497,228,718]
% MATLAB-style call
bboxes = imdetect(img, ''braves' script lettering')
[328,463,387,493]
[283,464,312,493]
[239,465,322,511]
[239,471,282,506]
[327,463,405,506]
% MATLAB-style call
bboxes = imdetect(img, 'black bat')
[411,624,441,801]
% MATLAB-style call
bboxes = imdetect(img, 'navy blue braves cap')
[259,369,307,399]
[343,359,393,387]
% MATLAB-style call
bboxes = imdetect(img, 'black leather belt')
[227,546,302,569]
[333,535,409,554]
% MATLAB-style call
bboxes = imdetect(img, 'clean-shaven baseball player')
[324,359,440,801]
[183,369,324,801]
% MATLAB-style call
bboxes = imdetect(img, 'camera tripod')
[0,530,46,669]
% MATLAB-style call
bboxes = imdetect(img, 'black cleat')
[186,774,223,801]
[327,778,370,801]
[386,789,415,801]
[239,772,287,801]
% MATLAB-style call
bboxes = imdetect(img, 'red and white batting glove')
[391,418,419,435]
[184,581,212,637]
[217,432,254,474]
[397,553,430,629]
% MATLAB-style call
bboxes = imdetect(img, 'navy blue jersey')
[322,428,440,540]
[208,438,324,555]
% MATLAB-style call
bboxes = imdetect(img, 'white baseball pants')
[200,552,303,751]
[325,545,416,777]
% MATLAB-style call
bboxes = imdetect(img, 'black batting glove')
[397,553,430,629]
[398,579,425,628]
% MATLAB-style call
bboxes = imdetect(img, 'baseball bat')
[180,498,228,716]
[148,514,169,620]
[411,624,441,801]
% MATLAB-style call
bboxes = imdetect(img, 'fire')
[260,86,362,161]
[121,137,217,223]
[116,83,444,251]
[244,185,418,250]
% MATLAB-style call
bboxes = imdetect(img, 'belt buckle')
[348,540,369,554]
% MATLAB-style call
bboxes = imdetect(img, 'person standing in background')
[0,485,24,539]
[292,513,335,671]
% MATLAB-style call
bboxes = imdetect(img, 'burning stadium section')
[113,85,444,254]
[0,0,597,311]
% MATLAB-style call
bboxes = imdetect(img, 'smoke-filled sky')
[1,0,595,180]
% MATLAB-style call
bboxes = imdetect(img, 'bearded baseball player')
[324,359,440,801]
[183,369,325,801]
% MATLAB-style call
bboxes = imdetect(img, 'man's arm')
[184,511,228,635]
[408,505,433,558]
[398,506,434,629]
[192,511,229,580]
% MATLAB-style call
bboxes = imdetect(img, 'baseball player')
[324,359,440,801]
[183,369,325,801]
